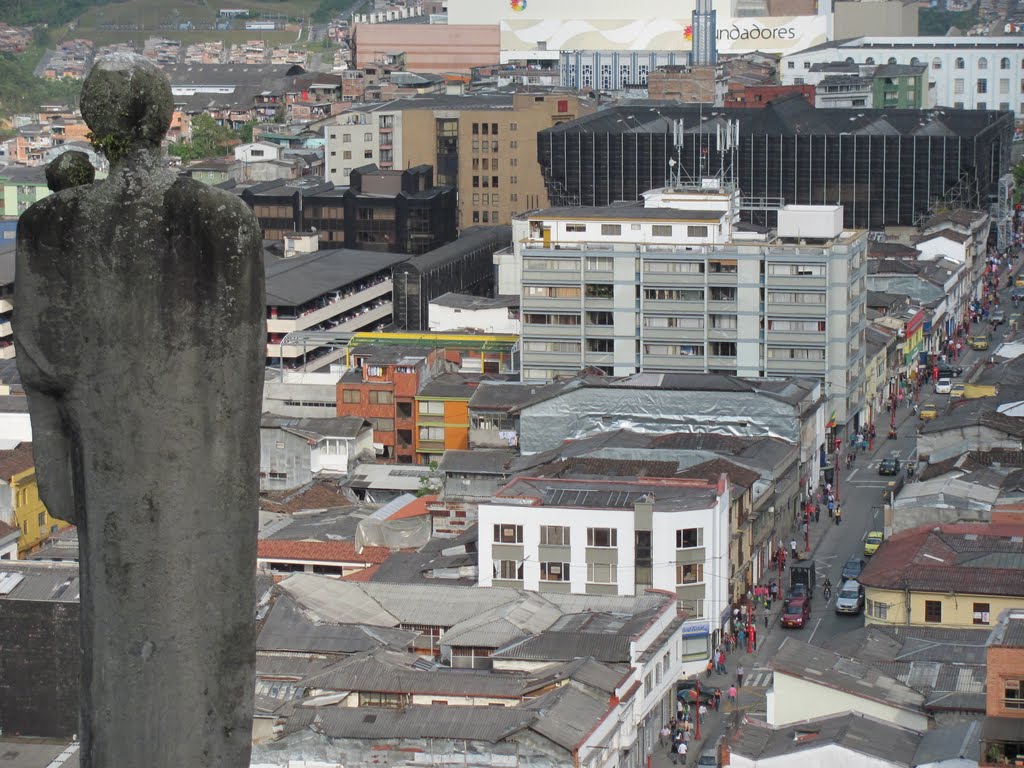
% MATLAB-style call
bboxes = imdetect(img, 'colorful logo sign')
[510,0,527,10]
[684,24,693,40]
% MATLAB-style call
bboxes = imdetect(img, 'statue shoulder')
[167,176,259,234]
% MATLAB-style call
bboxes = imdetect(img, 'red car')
[781,597,810,628]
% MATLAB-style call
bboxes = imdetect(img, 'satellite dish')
[669,158,677,167]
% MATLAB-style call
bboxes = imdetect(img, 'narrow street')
[651,249,1023,768]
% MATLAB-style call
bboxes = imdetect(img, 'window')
[343,150,352,160]
[585,283,613,299]
[676,563,704,585]
[419,400,444,415]
[369,418,394,432]
[955,57,965,69]
[1005,679,1024,710]
[676,528,703,548]
[978,78,988,94]
[540,525,570,546]
[973,603,990,625]
[493,560,524,580]
[38,511,45,527]
[1001,57,1011,70]
[566,223,587,232]
[587,563,617,584]
[493,524,524,543]
[787,61,795,69]
[687,225,709,238]
[710,341,736,357]
[587,527,617,547]
[644,315,704,329]
[931,57,941,70]
[510,122,518,131]
[954,78,965,95]
[363,149,373,159]
[767,291,825,304]
[586,311,613,326]
[978,57,988,70]
[525,258,579,272]
[419,426,444,441]
[587,338,614,352]
[342,389,361,403]
[873,600,888,620]
[540,562,570,581]
[710,287,736,301]
[710,314,737,330]
[768,347,826,361]
[645,260,703,273]
[369,390,393,404]
[652,224,673,237]
[524,340,581,353]
[525,285,581,298]
[601,224,622,236]
[342,133,351,142]
[524,313,581,325]
[924,600,942,623]
[768,263,825,276]
[586,256,613,270]
[644,288,703,301]
[1001,78,1010,94]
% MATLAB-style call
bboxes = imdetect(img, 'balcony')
[268,304,392,358]
[267,280,391,333]
[470,427,518,449]
[0,343,14,360]
[0,298,12,313]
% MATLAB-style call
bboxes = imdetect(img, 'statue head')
[80,53,173,164]
[45,150,96,192]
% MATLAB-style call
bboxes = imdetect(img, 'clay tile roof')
[388,494,435,520]
[859,522,1024,597]
[0,442,34,480]
[257,539,390,565]
[676,457,759,491]
[342,563,381,581]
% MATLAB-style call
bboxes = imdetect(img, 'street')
[651,250,1022,768]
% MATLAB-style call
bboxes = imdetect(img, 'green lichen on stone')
[45,150,96,192]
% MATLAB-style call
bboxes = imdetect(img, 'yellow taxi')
[864,531,884,556]
[919,403,938,421]
[950,383,966,398]
[967,335,989,351]
[1016,276,1024,287]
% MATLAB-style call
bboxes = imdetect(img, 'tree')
[1013,158,1024,204]
[239,120,257,144]
[168,114,238,162]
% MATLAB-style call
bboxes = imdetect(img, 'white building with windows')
[780,37,1024,112]
[477,475,732,655]
[322,106,403,185]
[496,186,868,428]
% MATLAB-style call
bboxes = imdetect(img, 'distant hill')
[0,0,115,27]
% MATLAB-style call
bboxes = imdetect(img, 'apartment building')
[498,186,868,428]
[323,93,595,229]
[781,37,1024,112]
[478,475,731,636]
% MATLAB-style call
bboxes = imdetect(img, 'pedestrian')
[677,740,688,763]
[714,688,722,711]
[669,744,679,765]
[751,624,757,651]
[835,506,842,525]
[737,664,745,688]
[660,724,671,747]
[728,684,737,707]
[763,611,768,629]
[814,504,820,523]
[718,650,726,674]
[770,581,778,602]
[699,703,707,724]
[706,658,714,679]
[738,627,747,650]
[790,538,797,559]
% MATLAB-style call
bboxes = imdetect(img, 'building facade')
[781,37,1024,113]
[500,188,867,427]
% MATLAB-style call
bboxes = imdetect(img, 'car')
[676,679,716,705]
[935,364,963,378]
[835,580,865,615]
[864,531,884,556]
[786,583,811,604]
[1016,276,1024,287]
[934,378,952,394]
[878,456,901,475]
[950,383,966,398]
[841,557,865,581]
[1012,287,1024,299]
[992,309,1006,324]
[919,403,938,421]
[968,335,990,351]
[781,596,810,628]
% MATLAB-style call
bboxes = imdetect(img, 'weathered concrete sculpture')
[15,54,264,768]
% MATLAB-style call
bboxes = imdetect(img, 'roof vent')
[793,729,820,743]
[964,534,978,540]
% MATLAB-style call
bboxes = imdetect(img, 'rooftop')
[430,292,520,311]
[264,247,409,307]
[0,561,80,602]
[493,476,721,512]
[859,521,1024,598]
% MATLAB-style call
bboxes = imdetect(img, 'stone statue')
[15,54,265,768]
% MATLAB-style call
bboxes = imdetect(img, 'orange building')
[353,23,499,73]
[336,345,455,463]
[982,608,1024,766]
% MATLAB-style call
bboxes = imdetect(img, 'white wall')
[732,741,906,768]
[428,303,521,334]
[915,237,967,264]
[0,413,32,444]
[767,672,930,731]
[0,534,17,560]
[235,142,283,163]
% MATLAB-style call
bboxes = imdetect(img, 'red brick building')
[725,84,815,108]
[982,609,1024,766]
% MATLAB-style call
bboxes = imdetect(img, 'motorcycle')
[823,582,832,601]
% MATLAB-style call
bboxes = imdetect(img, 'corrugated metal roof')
[257,594,414,654]
[492,631,632,663]
[526,686,609,751]
[0,562,80,602]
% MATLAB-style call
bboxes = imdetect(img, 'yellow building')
[861,521,1024,628]
[0,443,67,554]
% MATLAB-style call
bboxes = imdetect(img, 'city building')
[981,609,1024,767]
[259,415,374,491]
[351,23,500,73]
[0,444,68,555]
[0,242,14,358]
[833,0,918,37]
[322,94,595,228]
[428,293,521,335]
[335,345,454,463]
[780,37,1024,112]
[478,474,731,637]
[414,372,508,464]
[0,519,16,560]
[808,62,929,109]
[392,226,511,331]
[537,97,1014,230]
[499,186,865,428]
[264,241,409,370]
[241,165,457,254]
[859,521,1024,628]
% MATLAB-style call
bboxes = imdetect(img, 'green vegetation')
[0,47,82,120]
[919,5,979,35]
[0,0,113,27]
[312,0,359,23]
[1013,158,1024,204]
[167,113,241,161]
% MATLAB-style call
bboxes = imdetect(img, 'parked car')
[864,531,884,556]
[1011,287,1024,300]
[786,583,811,605]
[781,596,810,628]
[878,456,901,475]
[677,679,716,705]
[967,335,990,351]
[992,309,1006,324]
[834,580,865,615]
[697,737,725,768]
[919,403,938,421]
[1016,275,1024,287]
[934,378,952,394]
[935,364,963,378]
[950,383,966,398]
[841,557,865,581]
